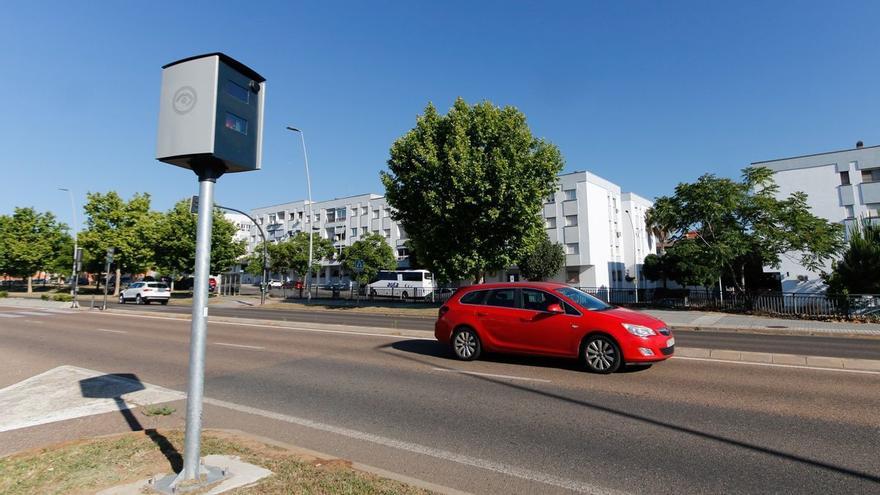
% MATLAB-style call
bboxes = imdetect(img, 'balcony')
[859,181,880,204]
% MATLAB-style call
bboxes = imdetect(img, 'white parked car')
[267,280,283,288]
[119,282,171,305]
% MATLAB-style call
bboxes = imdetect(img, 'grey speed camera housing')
[156,53,265,175]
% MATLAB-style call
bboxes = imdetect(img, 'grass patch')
[0,430,435,495]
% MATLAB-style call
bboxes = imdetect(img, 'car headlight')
[622,323,657,337]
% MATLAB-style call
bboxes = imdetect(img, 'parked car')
[118,282,171,305]
[434,282,674,374]
[267,280,283,288]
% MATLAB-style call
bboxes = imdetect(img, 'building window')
[383,208,390,218]
[844,206,855,219]
[566,270,579,284]
[372,209,380,219]
[326,209,336,223]
[337,208,347,221]
[564,215,578,227]
[546,217,557,229]
[564,243,579,255]
[361,226,368,236]
[314,213,321,222]
[362,206,368,215]
[563,189,576,201]
[268,214,276,224]
[861,169,880,183]
[383,228,391,238]
[840,171,851,185]
[867,203,880,218]
[351,228,358,238]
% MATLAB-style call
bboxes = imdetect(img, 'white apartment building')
[223,212,253,245]
[753,142,880,292]
[245,171,657,288]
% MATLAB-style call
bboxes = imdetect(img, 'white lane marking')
[203,397,619,495]
[0,313,23,318]
[432,368,552,383]
[214,342,265,350]
[13,311,52,317]
[95,328,127,334]
[673,356,880,375]
[95,311,433,341]
[41,309,73,314]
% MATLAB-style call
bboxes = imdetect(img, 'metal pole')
[214,204,268,305]
[624,209,638,303]
[287,127,314,302]
[59,188,79,308]
[182,173,216,480]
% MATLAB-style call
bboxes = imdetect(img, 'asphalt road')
[1,307,878,494]
[108,302,880,360]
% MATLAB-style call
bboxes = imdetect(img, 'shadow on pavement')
[375,342,880,485]
[389,339,651,373]
[79,373,182,473]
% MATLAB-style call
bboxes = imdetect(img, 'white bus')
[367,269,436,300]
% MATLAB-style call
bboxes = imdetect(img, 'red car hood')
[595,307,667,329]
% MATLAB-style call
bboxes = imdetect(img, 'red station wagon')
[435,282,674,373]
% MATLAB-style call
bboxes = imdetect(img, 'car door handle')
[476,312,488,317]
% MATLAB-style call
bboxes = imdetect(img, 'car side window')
[485,289,517,308]
[460,290,488,305]
[521,289,562,312]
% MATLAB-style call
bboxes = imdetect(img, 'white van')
[367,270,435,300]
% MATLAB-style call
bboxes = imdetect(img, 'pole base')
[151,464,228,494]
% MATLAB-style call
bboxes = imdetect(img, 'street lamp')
[623,209,639,304]
[286,126,315,302]
[214,204,269,305]
[58,188,79,308]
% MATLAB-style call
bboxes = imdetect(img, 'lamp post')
[214,204,268,305]
[58,188,79,308]
[286,126,314,302]
[623,209,639,304]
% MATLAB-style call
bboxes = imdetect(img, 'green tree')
[646,167,843,291]
[822,219,880,294]
[0,207,69,292]
[79,192,158,295]
[518,235,565,281]
[153,200,246,287]
[381,98,564,283]
[245,233,334,281]
[341,233,397,285]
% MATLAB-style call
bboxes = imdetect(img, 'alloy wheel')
[453,330,480,360]
[585,338,619,373]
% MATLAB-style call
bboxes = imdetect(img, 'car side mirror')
[547,303,564,314]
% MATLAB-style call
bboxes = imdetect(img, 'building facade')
[753,142,880,292]
[244,171,658,288]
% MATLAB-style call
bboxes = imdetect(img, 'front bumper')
[623,335,675,363]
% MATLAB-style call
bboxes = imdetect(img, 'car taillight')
[143,289,152,292]
[438,306,449,318]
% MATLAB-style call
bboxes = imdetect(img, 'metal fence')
[269,284,459,304]
[576,287,880,319]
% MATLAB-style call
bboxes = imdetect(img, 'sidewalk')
[642,309,880,337]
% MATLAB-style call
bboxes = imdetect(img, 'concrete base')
[99,455,272,495]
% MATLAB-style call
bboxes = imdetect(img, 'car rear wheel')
[582,335,621,374]
[401,291,408,301]
[452,328,481,361]
[160,300,168,306]
[369,289,377,300]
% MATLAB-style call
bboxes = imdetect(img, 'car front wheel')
[118,295,125,304]
[452,328,481,361]
[582,335,622,374]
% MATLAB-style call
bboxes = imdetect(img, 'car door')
[476,288,532,352]
[517,289,580,356]
[123,283,140,300]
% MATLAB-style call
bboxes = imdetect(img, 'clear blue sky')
[2,1,878,230]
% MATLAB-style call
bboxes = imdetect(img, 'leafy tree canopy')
[153,199,245,277]
[341,232,397,285]
[822,219,880,294]
[646,167,843,291]
[0,207,69,292]
[518,235,565,281]
[381,98,564,283]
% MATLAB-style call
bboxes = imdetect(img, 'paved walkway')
[642,309,880,336]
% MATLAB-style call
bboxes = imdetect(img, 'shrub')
[0,291,7,298]
[41,294,50,301]
[52,293,73,302]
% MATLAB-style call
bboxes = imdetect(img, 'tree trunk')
[113,267,121,296]
[27,276,32,294]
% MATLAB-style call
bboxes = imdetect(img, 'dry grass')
[0,430,435,495]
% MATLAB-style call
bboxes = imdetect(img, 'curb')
[668,324,880,339]
[674,347,880,372]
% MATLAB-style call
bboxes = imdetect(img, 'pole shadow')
[79,373,182,473]
[376,341,880,484]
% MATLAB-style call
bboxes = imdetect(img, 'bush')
[52,293,73,302]
[0,291,7,298]
[41,294,50,301]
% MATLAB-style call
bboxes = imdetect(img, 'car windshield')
[555,287,613,311]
